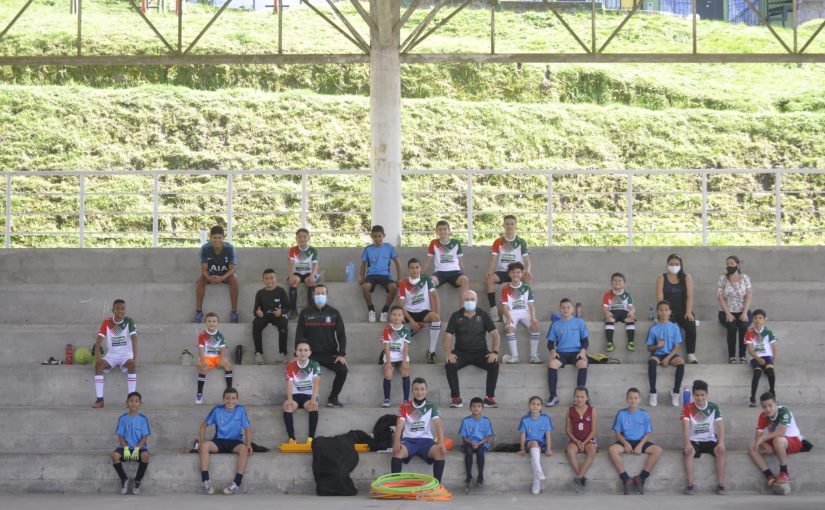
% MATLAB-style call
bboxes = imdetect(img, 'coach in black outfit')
[444,290,501,408]
[295,284,348,408]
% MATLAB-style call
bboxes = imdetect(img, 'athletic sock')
[674,364,685,392]
[780,464,788,474]
[506,333,518,358]
[288,287,298,311]
[382,305,389,313]
[95,375,105,399]
[135,460,148,482]
[429,322,441,352]
[620,471,629,483]
[548,368,558,397]
[197,374,205,394]
[487,292,496,308]
[201,470,210,483]
[383,379,392,401]
[626,324,636,342]
[477,448,486,480]
[127,373,137,393]
[391,457,403,474]
[309,411,319,438]
[433,460,446,483]
[751,369,762,400]
[640,469,650,481]
[763,469,774,479]
[113,462,128,482]
[283,412,295,440]
[224,370,233,388]
[530,332,540,357]
[402,376,411,402]
[368,305,375,312]
[765,367,776,395]
[530,447,543,478]
[605,325,615,344]
[648,359,658,394]
[577,366,587,387]
[234,473,243,486]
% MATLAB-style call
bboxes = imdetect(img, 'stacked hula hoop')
[370,473,453,501]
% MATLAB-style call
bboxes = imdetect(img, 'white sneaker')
[649,393,658,407]
[503,355,520,364]
[120,479,129,495]
[688,353,699,364]
[489,307,500,321]
[672,392,681,407]
[531,479,541,495]
[195,393,204,405]
[223,483,239,495]
[203,480,214,495]
[368,310,376,323]
[529,354,542,364]
[380,311,388,322]
[276,352,288,364]
[537,470,546,481]
[132,481,141,495]
[255,352,264,365]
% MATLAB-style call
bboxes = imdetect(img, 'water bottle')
[199,228,207,244]
[648,306,655,321]
[345,262,355,283]
[65,343,74,365]
[575,302,582,318]
[235,345,243,365]
[682,386,691,407]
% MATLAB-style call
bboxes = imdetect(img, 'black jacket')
[295,304,347,356]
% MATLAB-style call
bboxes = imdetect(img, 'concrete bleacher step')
[5,321,822,366]
[2,405,823,452]
[3,364,819,407]
[0,451,821,495]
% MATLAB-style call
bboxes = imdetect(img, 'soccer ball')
[74,347,93,365]
[772,482,791,496]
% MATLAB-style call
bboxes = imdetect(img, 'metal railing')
[1,169,824,248]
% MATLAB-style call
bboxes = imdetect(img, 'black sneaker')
[633,475,645,495]
[749,397,756,407]
[327,397,343,408]
[623,478,633,495]
[475,477,484,487]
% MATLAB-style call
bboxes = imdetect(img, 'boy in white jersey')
[500,262,541,364]
[485,215,531,321]
[748,392,810,487]
[398,258,441,364]
[283,340,321,443]
[92,299,138,409]
[422,220,470,307]
[381,306,412,406]
[745,309,778,407]
[391,378,447,483]
[195,312,234,405]
[682,379,726,495]
[287,228,320,318]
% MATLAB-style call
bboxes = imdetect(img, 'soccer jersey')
[518,412,553,443]
[603,289,633,312]
[646,321,682,356]
[681,402,723,442]
[568,406,595,443]
[757,406,802,439]
[362,243,398,277]
[289,245,319,275]
[459,416,494,447]
[200,242,236,275]
[115,412,151,449]
[98,317,137,356]
[285,358,321,396]
[501,283,534,312]
[427,238,463,272]
[546,317,590,352]
[205,404,252,441]
[398,275,437,313]
[198,329,226,358]
[399,401,440,440]
[491,236,529,273]
[382,325,412,363]
[745,326,777,359]
[613,408,653,441]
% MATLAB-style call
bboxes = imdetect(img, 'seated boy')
[283,340,321,443]
[196,312,233,405]
[485,215,531,321]
[500,262,541,364]
[391,377,447,483]
[608,387,663,495]
[398,258,441,364]
[111,392,150,495]
[287,228,320,317]
[198,387,253,495]
[646,300,685,407]
[195,225,239,323]
[603,272,636,352]
[682,379,726,495]
[92,299,138,409]
[745,309,778,407]
[422,220,470,308]
[252,269,290,365]
[360,225,401,323]
[545,298,589,408]
[748,391,809,487]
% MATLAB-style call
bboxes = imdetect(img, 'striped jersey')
[382,325,412,362]
[198,329,226,358]
[399,401,440,440]
[681,402,723,442]
[289,245,319,275]
[285,359,321,396]
[427,238,463,272]
[602,289,633,312]
[758,406,802,439]
[501,282,534,312]
[398,275,437,313]
[98,317,137,356]
[491,236,529,273]
[745,326,777,359]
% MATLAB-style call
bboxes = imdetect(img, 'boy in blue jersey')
[459,397,495,489]
[360,225,402,323]
[545,298,590,408]
[519,395,553,495]
[646,300,685,407]
[608,387,663,495]
[111,392,150,495]
[198,388,253,495]
[195,225,239,323]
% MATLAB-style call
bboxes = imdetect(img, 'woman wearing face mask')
[716,255,752,364]
[656,254,697,364]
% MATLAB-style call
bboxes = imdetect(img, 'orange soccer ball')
[442,437,454,451]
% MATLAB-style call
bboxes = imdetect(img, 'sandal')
[740,357,748,364]
[41,357,63,365]
[728,357,737,364]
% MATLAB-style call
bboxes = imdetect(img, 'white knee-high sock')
[530,447,544,479]
[507,333,518,358]
[429,322,441,352]
[127,373,137,393]
[95,375,105,399]
[530,332,540,356]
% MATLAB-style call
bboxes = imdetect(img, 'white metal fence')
[2,169,824,248]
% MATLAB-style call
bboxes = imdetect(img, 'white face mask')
[409,277,421,285]
[668,265,681,274]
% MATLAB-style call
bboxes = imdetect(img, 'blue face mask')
[464,300,477,311]
[314,295,327,307]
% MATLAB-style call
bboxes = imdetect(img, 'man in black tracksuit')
[295,284,348,407]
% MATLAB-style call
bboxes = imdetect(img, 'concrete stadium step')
[4,364,820,408]
[5,321,823,366]
[2,405,823,452]
[0,451,821,495]
[1,280,821,324]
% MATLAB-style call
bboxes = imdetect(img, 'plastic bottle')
[235,345,243,365]
[345,262,355,283]
[682,386,691,407]
[65,343,74,365]
[648,306,655,321]
[575,302,582,318]
[199,228,207,244]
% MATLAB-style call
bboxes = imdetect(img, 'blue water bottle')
[682,386,691,407]
[345,262,355,283]
[648,306,655,321]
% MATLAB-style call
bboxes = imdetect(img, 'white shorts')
[103,352,134,373]
[506,310,532,330]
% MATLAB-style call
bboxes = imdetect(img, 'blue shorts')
[750,356,774,368]
[555,351,585,367]
[433,271,464,287]
[364,274,395,291]
[401,437,436,464]
[525,440,547,453]
[649,351,681,363]
[212,438,244,453]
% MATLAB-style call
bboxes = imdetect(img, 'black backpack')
[311,435,359,496]
[372,413,398,452]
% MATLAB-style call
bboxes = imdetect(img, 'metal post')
[792,0,797,53]
[300,173,308,228]
[701,171,708,246]
[626,173,633,246]
[370,0,402,246]
[152,174,159,248]
[177,0,182,53]
[79,174,86,248]
[466,172,473,246]
[77,0,82,56]
[775,171,782,246]
[226,172,233,242]
[5,174,11,248]
[490,0,495,54]
[692,0,697,54]
[546,174,553,246]
[278,0,283,54]
[591,0,596,54]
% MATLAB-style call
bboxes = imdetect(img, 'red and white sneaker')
[777,472,790,484]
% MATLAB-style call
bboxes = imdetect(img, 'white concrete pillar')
[370,0,402,246]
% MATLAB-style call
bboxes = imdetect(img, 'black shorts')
[690,440,718,458]
[606,309,635,324]
[405,310,431,323]
[364,275,395,291]
[554,351,585,367]
[212,438,244,453]
[433,271,464,287]
[292,273,316,284]
[493,271,512,284]
[288,393,317,408]
[114,447,149,459]
[615,439,655,452]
